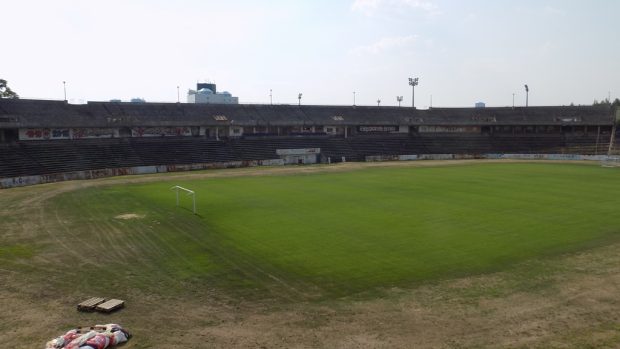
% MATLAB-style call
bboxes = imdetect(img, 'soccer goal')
[170,185,196,214]
[601,156,620,168]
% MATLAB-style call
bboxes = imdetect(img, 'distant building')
[187,83,238,104]
[475,102,485,108]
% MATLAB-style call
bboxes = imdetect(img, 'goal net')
[601,156,620,168]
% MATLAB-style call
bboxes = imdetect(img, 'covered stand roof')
[0,99,614,128]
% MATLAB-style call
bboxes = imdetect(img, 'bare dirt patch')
[114,213,145,220]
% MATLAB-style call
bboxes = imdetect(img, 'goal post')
[601,156,620,168]
[170,185,196,214]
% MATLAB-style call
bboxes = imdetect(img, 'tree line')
[593,97,620,108]
[0,79,19,99]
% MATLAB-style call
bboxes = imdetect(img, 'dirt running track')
[2,160,620,348]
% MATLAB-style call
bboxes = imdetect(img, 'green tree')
[593,97,620,107]
[0,79,19,99]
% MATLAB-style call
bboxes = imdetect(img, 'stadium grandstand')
[0,98,618,188]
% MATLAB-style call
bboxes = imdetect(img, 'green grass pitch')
[8,162,620,300]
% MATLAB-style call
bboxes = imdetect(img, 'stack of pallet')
[77,297,125,313]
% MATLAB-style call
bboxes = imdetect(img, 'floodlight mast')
[524,84,529,107]
[298,93,303,106]
[397,96,403,107]
[409,77,419,108]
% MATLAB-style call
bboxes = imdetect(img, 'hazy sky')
[2,0,619,107]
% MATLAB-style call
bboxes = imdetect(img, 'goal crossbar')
[170,185,196,214]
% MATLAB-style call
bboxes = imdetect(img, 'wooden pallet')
[77,297,106,312]
[95,299,125,313]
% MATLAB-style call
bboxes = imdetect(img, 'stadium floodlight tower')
[397,96,403,107]
[170,185,196,214]
[525,84,529,107]
[298,93,303,106]
[377,99,381,106]
[409,77,419,108]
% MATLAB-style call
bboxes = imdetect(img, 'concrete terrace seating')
[128,138,237,165]
[489,135,566,154]
[411,134,493,154]
[0,134,613,179]
[564,135,610,155]
[19,139,142,174]
[0,143,44,178]
[347,134,421,159]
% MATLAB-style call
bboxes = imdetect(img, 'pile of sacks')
[45,324,131,349]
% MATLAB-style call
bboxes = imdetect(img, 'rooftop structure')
[187,83,238,104]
